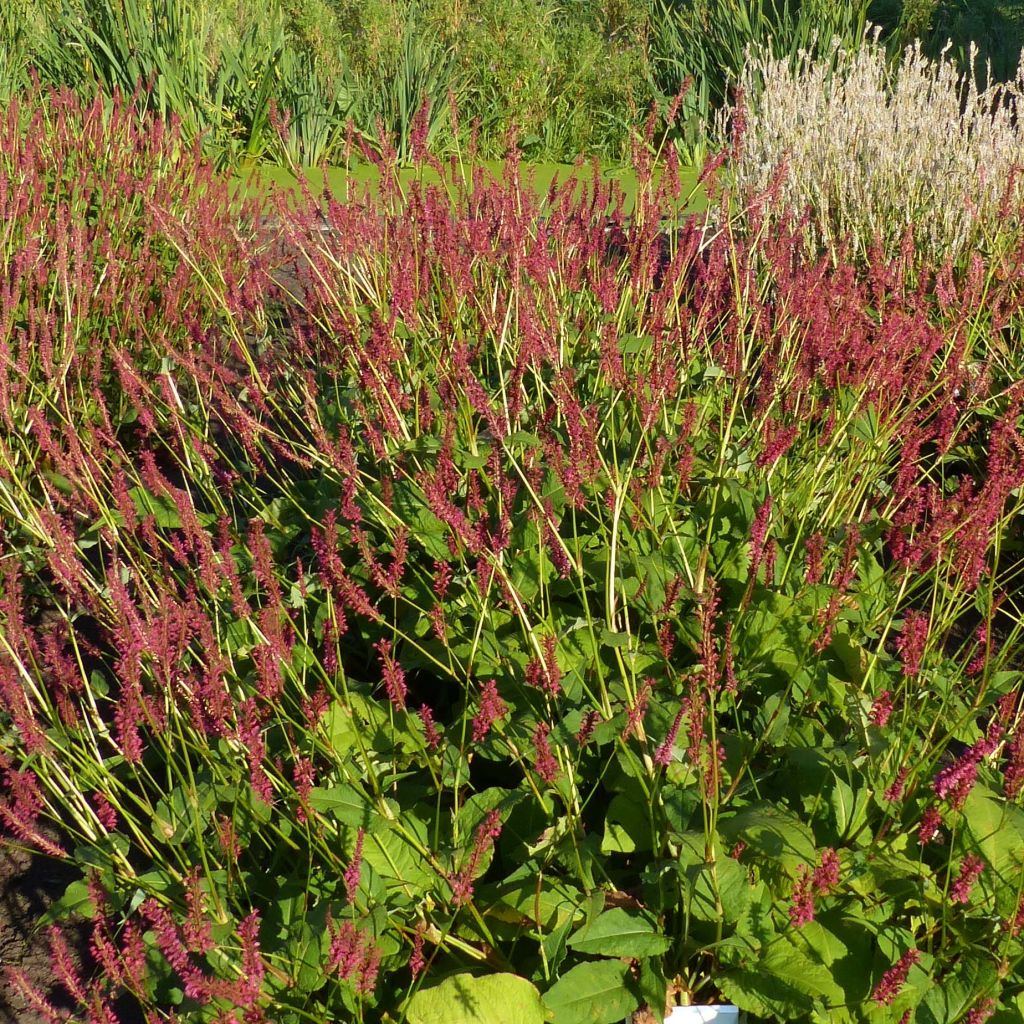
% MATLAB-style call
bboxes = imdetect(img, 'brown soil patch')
[0,841,87,1023]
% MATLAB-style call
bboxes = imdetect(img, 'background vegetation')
[4,0,1024,168]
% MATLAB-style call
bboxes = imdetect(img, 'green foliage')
[346,18,454,163]
[869,0,1024,83]
[28,0,334,166]
[406,973,548,1024]
[6,0,1023,168]
[1,0,663,164]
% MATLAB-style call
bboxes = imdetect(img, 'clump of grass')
[721,29,1024,266]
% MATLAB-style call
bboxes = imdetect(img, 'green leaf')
[717,934,844,1019]
[601,820,636,855]
[457,787,519,841]
[601,792,650,854]
[38,879,95,925]
[461,449,491,470]
[637,957,668,1022]
[543,960,637,1024]
[493,872,585,930]
[365,816,435,891]
[506,431,542,448]
[829,773,870,841]
[917,954,998,1024]
[222,617,255,657]
[567,907,670,958]
[128,485,182,528]
[306,784,375,829]
[718,804,818,876]
[796,911,877,1005]
[687,855,750,926]
[827,633,868,685]
[406,973,547,1024]
[599,628,632,649]
[288,918,329,993]
[992,990,1024,1023]
[963,785,1024,884]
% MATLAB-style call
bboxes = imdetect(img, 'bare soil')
[0,840,87,1023]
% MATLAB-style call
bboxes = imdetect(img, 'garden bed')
[5,45,1024,1024]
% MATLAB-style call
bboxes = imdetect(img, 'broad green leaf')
[506,431,542,448]
[917,954,998,1024]
[318,700,361,756]
[637,957,668,1023]
[602,820,636,855]
[797,912,876,1004]
[221,617,255,657]
[567,907,670,958]
[963,785,1024,884]
[306,784,375,829]
[460,449,491,470]
[457,786,519,841]
[364,816,435,891]
[992,990,1024,1023]
[687,855,750,925]
[601,793,650,854]
[717,935,844,1019]
[494,873,585,930]
[151,785,215,845]
[827,632,868,685]
[846,848,936,904]
[599,628,632,649]
[540,911,576,976]
[662,781,700,836]
[829,773,870,841]
[406,973,547,1024]
[718,804,818,875]
[288,918,329,993]
[543,960,637,1024]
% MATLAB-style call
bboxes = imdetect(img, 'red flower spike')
[788,866,815,928]
[531,722,561,784]
[872,948,921,1006]
[949,854,985,905]
[472,680,508,743]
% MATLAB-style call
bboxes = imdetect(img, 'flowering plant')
[3,87,1024,1024]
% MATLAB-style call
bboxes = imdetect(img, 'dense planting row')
[3,83,1024,1023]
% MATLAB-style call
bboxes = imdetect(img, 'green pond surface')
[235,159,708,217]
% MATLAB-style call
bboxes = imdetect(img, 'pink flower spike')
[919,806,943,845]
[374,638,408,712]
[949,853,985,905]
[872,948,921,1006]
[788,865,815,928]
[409,924,426,979]
[448,809,503,908]
[471,679,507,743]
[531,722,560,784]
[964,998,996,1024]
[418,704,442,750]
[870,690,893,728]
[895,610,929,678]
[576,710,599,747]
[344,828,365,903]
[812,848,840,896]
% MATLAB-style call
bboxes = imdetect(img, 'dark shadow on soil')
[0,837,145,1024]
[0,840,86,1023]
